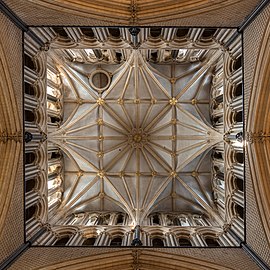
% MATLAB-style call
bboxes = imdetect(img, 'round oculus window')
[89,70,111,92]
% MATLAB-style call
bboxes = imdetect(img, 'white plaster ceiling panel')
[48,49,223,224]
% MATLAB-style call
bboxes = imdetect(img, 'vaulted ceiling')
[3,0,261,26]
[48,48,223,225]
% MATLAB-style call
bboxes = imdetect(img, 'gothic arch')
[36,249,235,270]
[18,0,259,26]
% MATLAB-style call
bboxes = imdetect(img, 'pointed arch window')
[54,236,70,246]
[110,237,123,246]
[116,214,124,225]
[25,110,36,122]
[179,238,192,247]
[180,217,190,226]
[25,152,36,165]
[82,237,96,246]
[25,82,36,96]
[26,178,36,192]
[86,215,98,226]
[152,214,161,225]
[25,204,37,221]
[152,238,164,247]
[205,237,220,247]
[24,54,35,70]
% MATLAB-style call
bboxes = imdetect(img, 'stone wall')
[3,0,260,27]
[0,10,24,263]
[244,3,270,266]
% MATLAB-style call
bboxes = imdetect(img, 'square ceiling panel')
[24,27,244,247]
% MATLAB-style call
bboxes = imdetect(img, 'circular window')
[89,70,111,92]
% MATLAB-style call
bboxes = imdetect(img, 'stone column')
[25,166,40,180]
[191,232,205,246]
[97,231,109,246]
[164,233,171,247]
[25,189,40,208]
[26,216,41,240]
[230,217,244,240]
[168,233,177,247]
[68,231,84,246]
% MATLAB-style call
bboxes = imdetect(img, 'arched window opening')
[152,238,164,247]
[212,115,223,124]
[201,28,217,38]
[179,238,192,247]
[213,101,221,110]
[234,84,242,97]
[93,49,102,59]
[82,237,96,246]
[25,152,36,165]
[194,217,204,226]
[167,216,180,226]
[48,176,62,190]
[171,50,178,60]
[214,190,225,202]
[48,164,61,175]
[51,151,61,159]
[97,216,104,225]
[180,217,190,226]
[213,151,223,160]
[54,236,70,246]
[205,238,220,247]
[25,204,36,221]
[234,56,242,70]
[25,110,35,122]
[110,237,122,246]
[109,27,120,38]
[86,215,98,225]
[26,178,36,192]
[235,152,244,164]
[176,28,189,38]
[151,51,158,62]
[116,214,124,225]
[235,204,244,220]
[150,27,161,38]
[216,171,224,180]
[52,27,69,38]
[235,177,244,192]
[173,217,180,226]
[98,214,110,225]
[81,28,95,38]
[50,116,61,123]
[24,54,35,70]
[115,52,122,62]
[215,94,223,104]
[47,100,60,112]
[215,178,225,189]
[152,214,160,225]
[25,82,36,96]
[234,111,243,123]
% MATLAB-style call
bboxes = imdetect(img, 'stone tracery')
[23,26,244,247]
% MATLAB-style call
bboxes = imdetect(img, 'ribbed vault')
[48,49,223,224]
[36,249,236,270]
[3,0,261,26]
